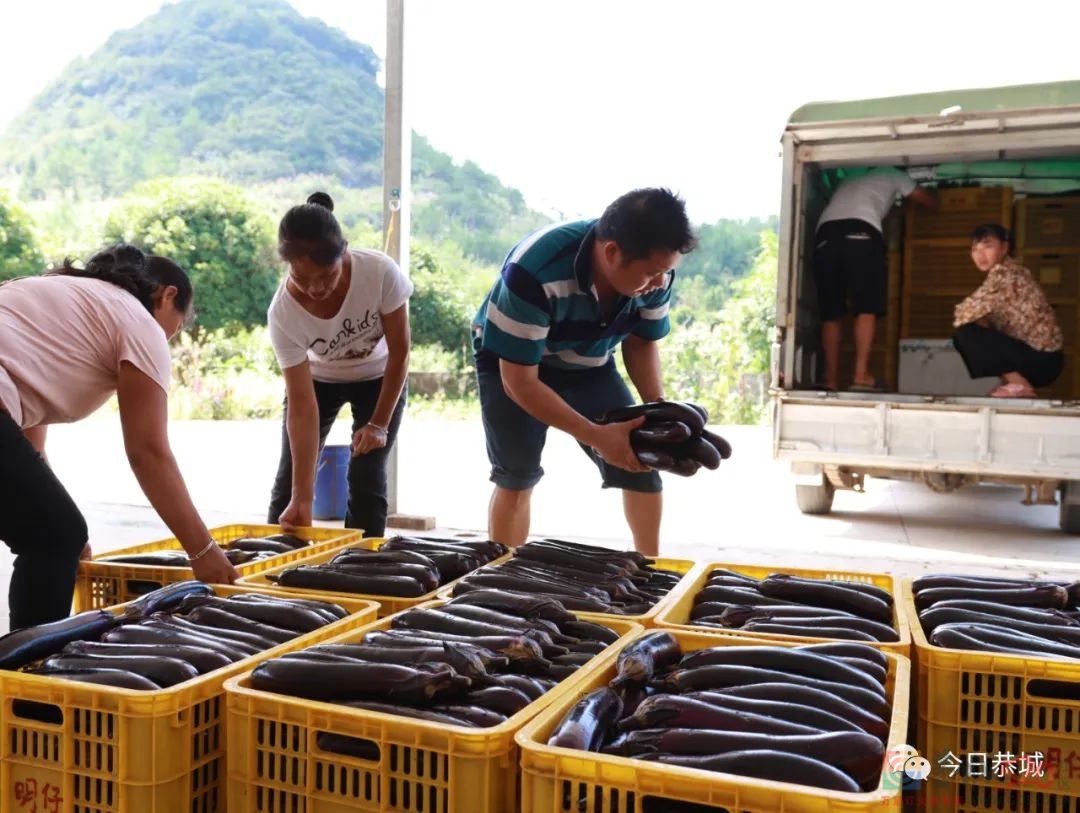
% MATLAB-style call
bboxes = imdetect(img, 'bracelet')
[188,539,217,562]
[368,421,388,433]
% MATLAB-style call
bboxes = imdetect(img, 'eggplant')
[913,574,1055,592]
[40,653,199,688]
[427,704,508,727]
[251,656,468,702]
[612,632,682,689]
[677,646,885,696]
[445,590,575,623]
[62,641,231,674]
[742,622,879,642]
[738,612,898,642]
[931,622,1080,660]
[29,667,162,691]
[636,450,701,476]
[699,428,733,459]
[141,616,265,656]
[683,690,866,734]
[490,674,549,701]
[324,562,441,592]
[797,642,889,670]
[465,685,533,716]
[630,421,693,449]
[270,566,430,597]
[915,584,1069,612]
[921,599,1078,626]
[757,575,893,623]
[0,610,117,670]
[618,694,820,736]
[331,702,476,728]
[660,664,891,720]
[123,580,214,620]
[226,537,296,554]
[96,552,192,567]
[265,533,311,550]
[624,729,882,786]
[227,592,347,621]
[638,750,860,793]
[101,623,246,661]
[310,643,492,683]
[558,619,620,645]
[671,436,722,470]
[177,594,330,633]
[547,687,624,751]
[599,401,706,435]
[180,605,295,645]
[366,629,546,664]
[712,682,890,739]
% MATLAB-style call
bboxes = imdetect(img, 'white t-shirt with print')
[268,248,413,383]
[818,168,917,232]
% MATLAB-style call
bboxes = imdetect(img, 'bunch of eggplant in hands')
[248,590,625,739]
[598,400,732,477]
[546,631,894,794]
[914,573,1080,660]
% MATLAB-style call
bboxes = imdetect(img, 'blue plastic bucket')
[313,444,350,520]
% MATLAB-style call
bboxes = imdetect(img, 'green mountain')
[0,0,546,264]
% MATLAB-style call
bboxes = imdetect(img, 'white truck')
[771,80,1080,532]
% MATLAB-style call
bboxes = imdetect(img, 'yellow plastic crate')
[903,580,1080,811]
[73,524,362,612]
[436,555,696,627]
[238,539,513,618]
[655,561,911,656]
[223,604,642,813]
[515,628,912,813]
[0,585,378,813]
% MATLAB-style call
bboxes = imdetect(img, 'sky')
[1,0,1078,225]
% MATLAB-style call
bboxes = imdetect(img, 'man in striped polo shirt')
[471,188,697,556]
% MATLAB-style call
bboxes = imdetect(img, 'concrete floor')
[3,412,1080,631]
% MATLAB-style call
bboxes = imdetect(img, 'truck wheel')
[796,477,835,515]
[1060,482,1080,534]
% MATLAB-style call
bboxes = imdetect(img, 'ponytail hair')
[278,191,348,267]
[49,244,192,315]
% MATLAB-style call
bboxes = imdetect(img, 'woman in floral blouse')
[953,223,1064,398]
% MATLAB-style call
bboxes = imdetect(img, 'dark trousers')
[267,378,406,536]
[0,411,88,629]
[953,323,1064,388]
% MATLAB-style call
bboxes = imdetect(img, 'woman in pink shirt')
[0,245,238,629]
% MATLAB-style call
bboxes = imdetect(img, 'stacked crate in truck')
[898,186,1014,394]
[1014,195,1080,400]
[836,209,902,391]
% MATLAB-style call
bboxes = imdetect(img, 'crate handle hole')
[12,699,64,725]
[125,580,165,596]
[642,798,732,813]
[1027,679,1080,702]
[315,731,381,762]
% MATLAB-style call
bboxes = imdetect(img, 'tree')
[660,230,778,424]
[0,191,45,281]
[102,177,278,332]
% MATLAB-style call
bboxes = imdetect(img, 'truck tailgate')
[774,391,1080,478]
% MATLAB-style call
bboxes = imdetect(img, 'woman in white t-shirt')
[267,192,413,536]
[0,245,238,629]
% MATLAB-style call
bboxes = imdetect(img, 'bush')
[169,326,283,419]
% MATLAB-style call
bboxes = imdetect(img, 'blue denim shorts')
[477,359,663,493]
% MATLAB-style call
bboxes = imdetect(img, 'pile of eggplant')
[266,536,508,598]
[682,568,899,644]
[249,591,623,737]
[0,581,350,690]
[96,532,314,568]
[914,573,1080,659]
[598,400,732,477]
[547,632,892,794]
[449,539,685,615]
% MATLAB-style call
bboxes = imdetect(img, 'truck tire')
[796,477,835,515]
[1060,481,1080,535]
